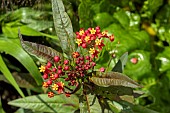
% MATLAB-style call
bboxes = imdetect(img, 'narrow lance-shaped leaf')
[90,72,141,88]
[8,94,79,113]
[0,92,6,113]
[19,29,63,62]
[51,0,76,58]
[0,72,37,89]
[0,39,42,85]
[112,52,128,73]
[0,55,25,97]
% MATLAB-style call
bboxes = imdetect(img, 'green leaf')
[52,0,76,57]
[156,47,170,72]
[147,0,163,16]
[0,72,37,89]
[19,31,62,62]
[0,55,25,97]
[27,20,53,31]
[8,94,79,113]
[105,24,150,56]
[0,98,5,113]
[90,72,141,88]
[124,50,151,79]
[0,39,42,85]
[2,25,18,38]
[112,52,128,73]
[120,101,159,113]
[15,108,42,113]
[85,94,103,113]
[94,12,113,28]
[84,94,113,113]
[113,10,130,28]
[78,0,94,29]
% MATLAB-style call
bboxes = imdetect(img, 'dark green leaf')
[8,94,79,113]
[112,52,128,73]
[90,72,141,88]
[0,55,25,97]
[0,97,5,113]
[0,72,37,89]
[19,31,62,62]
[52,0,76,57]
[78,0,94,29]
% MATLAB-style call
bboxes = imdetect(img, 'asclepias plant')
[8,0,146,113]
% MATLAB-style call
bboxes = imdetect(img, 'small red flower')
[48,92,54,98]
[64,60,69,65]
[72,52,80,58]
[56,82,64,94]
[46,62,52,68]
[64,66,70,71]
[54,56,60,62]
[109,35,114,42]
[65,93,71,97]
[43,73,48,79]
[47,79,52,85]
[43,82,48,88]
[89,48,99,58]
[100,67,105,72]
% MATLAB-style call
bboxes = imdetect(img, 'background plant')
[0,0,170,113]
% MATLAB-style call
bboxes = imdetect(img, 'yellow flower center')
[39,65,45,72]
[79,30,85,36]
[52,84,59,90]
[89,48,95,54]
[90,28,96,34]
[85,36,90,42]
[76,39,82,45]
[95,39,102,45]
[102,31,108,36]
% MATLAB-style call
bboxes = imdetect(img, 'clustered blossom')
[76,26,114,58]
[39,53,96,98]
[39,26,115,98]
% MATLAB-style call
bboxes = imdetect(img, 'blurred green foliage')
[0,0,170,113]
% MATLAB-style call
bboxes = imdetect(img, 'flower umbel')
[40,26,115,98]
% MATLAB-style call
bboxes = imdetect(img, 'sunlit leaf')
[52,0,76,58]
[0,39,42,85]
[113,10,130,28]
[94,12,113,28]
[124,50,151,79]
[8,94,79,113]
[0,55,25,97]
[156,47,170,72]
[90,72,141,88]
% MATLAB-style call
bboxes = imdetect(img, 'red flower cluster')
[39,26,114,98]
[76,26,114,58]
[40,56,70,97]
[40,53,96,98]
